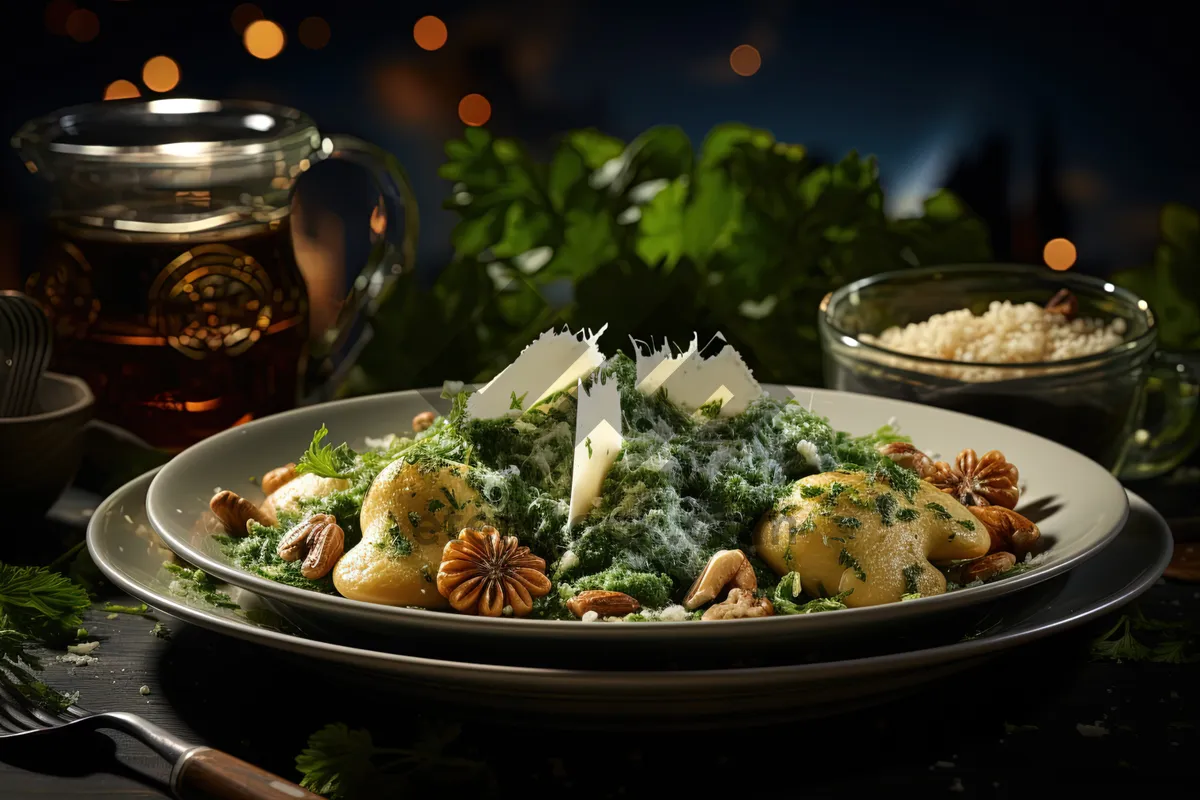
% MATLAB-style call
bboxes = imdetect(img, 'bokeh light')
[103,80,140,100]
[45,0,76,36]
[458,94,492,127]
[298,17,331,50]
[413,16,448,51]
[65,8,99,42]
[1043,238,1078,271]
[142,56,180,93]
[244,19,286,59]
[729,45,762,77]
[231,3,264,34]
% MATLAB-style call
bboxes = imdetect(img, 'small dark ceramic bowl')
[819,264,1199,479]
[0,372,94,519]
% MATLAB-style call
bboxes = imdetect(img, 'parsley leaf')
[296,722,491,799]
[0,564,91,643]
[296,424,358,480]
[799,484,825,499]
[838,548,867,581]
[1090,616,1153,662]
[925,502,953,521]
[102,602,149,615]
[509,390,528,411]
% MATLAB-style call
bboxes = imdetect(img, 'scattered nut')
[878,442,937,480]
[702,588,775,620]
[1045,288,1078,320]
[276,514,336,562]
[209,490,275,535]
[301,518,346,580]
[683,549,752,610]
[929,449,1020,509]
[413,411,436,433]
[566,590,640,618]
[958,551,1018,584]
[437,526,552,617]
[968,505,1041,557]
[261,463,297,496]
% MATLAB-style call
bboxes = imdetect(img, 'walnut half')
[702,588,774,620]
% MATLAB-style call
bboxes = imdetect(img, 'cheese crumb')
[656,604,689,622]
[581,610,600,623]
[139,685,151,696]
[67,641,100,656]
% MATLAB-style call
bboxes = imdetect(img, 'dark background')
[2,0,1198,287]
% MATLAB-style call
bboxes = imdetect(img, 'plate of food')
[94,469,1169,720]
[144,327,1128,649]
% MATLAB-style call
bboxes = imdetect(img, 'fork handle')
[172,746,324,800]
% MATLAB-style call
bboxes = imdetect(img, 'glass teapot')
[11,98,416,451]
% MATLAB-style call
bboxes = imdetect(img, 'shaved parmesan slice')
[466,325,608,419]
[569,374,623,524]
[635,333,762,416]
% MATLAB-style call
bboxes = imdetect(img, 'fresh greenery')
[346,123,991,396]
[771,574,851,614]
[1113,203,1200,351]
[557,564,674,610]
[0,563,91,710]
[297,424,358,480]
[1089,606,1198,663]
[102,602,148,615]
[295,722,492,799]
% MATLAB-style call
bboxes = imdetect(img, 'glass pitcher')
[11,98,416,451]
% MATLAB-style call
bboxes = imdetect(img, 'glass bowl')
[818,263,1199,478]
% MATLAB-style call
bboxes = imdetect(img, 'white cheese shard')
[633,332,762,416]
[466,325,608,419]
[568,374,623,524]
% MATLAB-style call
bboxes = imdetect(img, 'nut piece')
[1045,288,1078,320]
[878,442,937,480]
[683,549,753,610]
[958,551,1018,584]
[276,514,336,562]
[301,518,346,580]
[702,588,775,620]
[261,463,297,496]
[209,490,275,535]
[437,526,552,617]
[566,590,640,618]
[968,505,1041,557]
[928,449,1020,509]
[412,411,436,433]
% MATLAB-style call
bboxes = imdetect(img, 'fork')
[0,683,323,799]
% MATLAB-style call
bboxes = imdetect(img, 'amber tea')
[27,219,309,451]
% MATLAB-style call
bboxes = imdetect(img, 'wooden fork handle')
[171,746,324,800]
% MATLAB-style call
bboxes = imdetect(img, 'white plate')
[143,385,1128,652]
[94,469,1166,722]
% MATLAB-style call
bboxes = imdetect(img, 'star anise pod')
[928,448,1020,508]
[436,526,551,617]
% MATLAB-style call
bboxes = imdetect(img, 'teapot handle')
[304,134,420,401]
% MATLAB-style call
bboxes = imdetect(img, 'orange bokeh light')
[103,79,140,100]
[413,16,448,51]
[231,3,264,34]
[299,17,331,50]
[244,19,286,59]
[142,56,180,93]
[729,44,762,77]
[65,8,99,42]
[458,94,492,127]
[45,0,76,36]
[1043,238,1078,271]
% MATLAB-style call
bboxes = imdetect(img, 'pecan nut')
[878,442,937,480]
[261,463,298,496]
[968,505,1040,557]
[437,526,552,617]
[566,590,640,618]
[1045,288,1078,320]
[413,411,436,433]
[210,490,275,535]
[702,588,775,620]
[276,514,336,562]
[301,518,345,580]
[683,549,754,610]
[958,551,1018,584]
[929,449,1020,508]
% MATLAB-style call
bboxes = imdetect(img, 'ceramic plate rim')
[144,385,1129,637]
[97,469,1165,682]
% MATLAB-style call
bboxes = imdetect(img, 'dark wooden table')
[2,479,1199,798]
